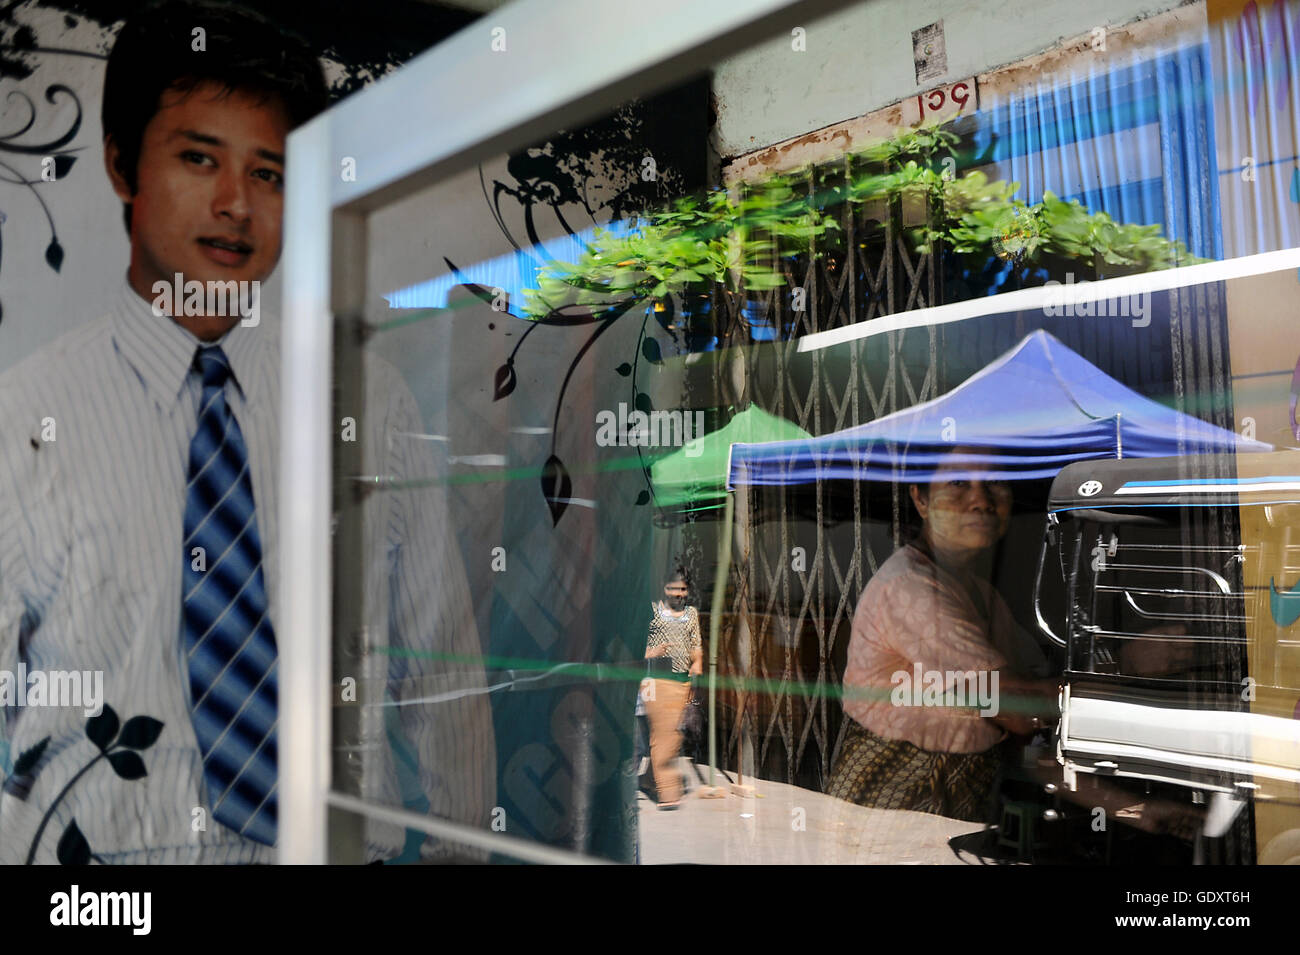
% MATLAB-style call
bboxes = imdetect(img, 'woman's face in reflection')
[664,579,688,610]
[909,455,1013,556]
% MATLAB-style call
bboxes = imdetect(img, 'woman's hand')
[991,713,1038,737]
[988,674,1059,736]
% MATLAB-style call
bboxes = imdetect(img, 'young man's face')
[106,80,290,339]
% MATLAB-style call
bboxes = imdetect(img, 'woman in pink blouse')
[826,449,1058,821]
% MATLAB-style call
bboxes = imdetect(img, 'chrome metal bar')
[1034,523,1066,647]
[1079,625,1248,643]
[1120,590,1246,623]
[1094,584,1241,600]
[1094,562,1234,595]
[1113,543,1251,553]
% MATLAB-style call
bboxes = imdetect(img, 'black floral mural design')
[0,35,83,324]
[447,79,709,525]
[5,703,164,864]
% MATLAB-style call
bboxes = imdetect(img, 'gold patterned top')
[646,603,701,674]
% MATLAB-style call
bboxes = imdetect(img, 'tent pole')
[708,490,734,789]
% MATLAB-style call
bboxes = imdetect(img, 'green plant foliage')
[523,124,1201,319]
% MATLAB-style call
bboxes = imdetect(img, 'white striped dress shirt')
[0,279,494,863]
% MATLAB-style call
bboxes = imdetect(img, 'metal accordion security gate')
[704,155,946,793]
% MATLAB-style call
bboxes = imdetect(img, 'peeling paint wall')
[712,0,1192,163]
[721,4,1206,182]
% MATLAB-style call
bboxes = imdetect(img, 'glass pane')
[333,82,715,862]
[325,2,1300,866]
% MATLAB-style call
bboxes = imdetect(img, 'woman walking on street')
[642,567,703,810]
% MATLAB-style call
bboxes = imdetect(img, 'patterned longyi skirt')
[826,719,1000,824]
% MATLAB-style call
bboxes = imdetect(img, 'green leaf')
[743,271,786,290]
[517,120,1203,321]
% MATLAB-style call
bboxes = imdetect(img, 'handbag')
[677,685,705,759]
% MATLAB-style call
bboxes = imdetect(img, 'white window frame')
[277,0,857,864]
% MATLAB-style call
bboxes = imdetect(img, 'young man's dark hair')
[102,0,329,232]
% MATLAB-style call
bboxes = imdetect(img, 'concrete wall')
[712,0,1187,160]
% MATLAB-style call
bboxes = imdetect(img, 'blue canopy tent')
[703,330,1269,795]
[727,330,1271,490]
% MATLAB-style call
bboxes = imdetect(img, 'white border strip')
[325,792,610,865]
[797,246,1300,353]
[279,114,334,865]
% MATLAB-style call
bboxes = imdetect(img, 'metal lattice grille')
[708,159,943,791]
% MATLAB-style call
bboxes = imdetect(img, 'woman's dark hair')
[102,0,329,232]
[665,565,691,590]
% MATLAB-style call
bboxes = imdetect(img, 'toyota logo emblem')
[1078,480,1103,497]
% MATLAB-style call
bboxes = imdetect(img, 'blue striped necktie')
[180,345,278,846]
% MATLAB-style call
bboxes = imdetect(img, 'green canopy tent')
[648,405,812,792]
[650,404,812,512]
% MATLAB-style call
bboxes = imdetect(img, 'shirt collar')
[110,276,269,407]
